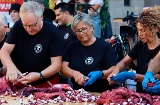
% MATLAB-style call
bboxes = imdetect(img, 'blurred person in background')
[76,0,104,38]
[8,3,21,31]
[54,2,77,86]
[43,8,57,26]
[54,2,77,48]
[55,0,69,5]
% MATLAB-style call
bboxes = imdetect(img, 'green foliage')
[44,0,49,8]
[100,0,110,28]
[27,0,49,8]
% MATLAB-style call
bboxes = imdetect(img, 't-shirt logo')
[34,44,42,53]
[85,57,94,65]
[64,33,69,39]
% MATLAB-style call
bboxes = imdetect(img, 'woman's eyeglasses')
[74,27,88,35]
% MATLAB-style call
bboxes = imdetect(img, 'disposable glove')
[111,71,135,82]
[84,70,103,86]
[145,80,160,93]
[142,71,155,90]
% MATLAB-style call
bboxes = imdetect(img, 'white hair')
[0,14,8,26]
[20,1,43,18]
[71,13,93,31]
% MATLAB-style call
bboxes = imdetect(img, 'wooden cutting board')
[0,92,99,105]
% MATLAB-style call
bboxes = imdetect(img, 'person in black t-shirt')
[54,2,77,86]
[141,7,160,95]
[108,6,160,93]
[54,2,77,48]
[61,13,117,92]
[0,1,63,88]
[0,14,8,76]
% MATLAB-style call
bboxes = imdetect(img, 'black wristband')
[39,72,43,80]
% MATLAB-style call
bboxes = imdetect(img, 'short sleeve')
[128,41,141,59]
[104,43,117,68]
[49,26,64,57]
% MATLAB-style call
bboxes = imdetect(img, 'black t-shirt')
[43,16,53,23]
[0,34,7,68]
[58,25,77,49]
[128,41,160,92]
[63,38,117,92]
[5,19,63,73]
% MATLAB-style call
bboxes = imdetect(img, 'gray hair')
[20,1,43,18]
[71,13,93,31]
[0,14,8,26]
[31,0,44,5]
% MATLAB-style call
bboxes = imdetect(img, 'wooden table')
[0,92,100,105]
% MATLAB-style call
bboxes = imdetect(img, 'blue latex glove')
[84,70,103,86]
[111,71,135,82]
[145,80,160,93]
[142,71,155,90]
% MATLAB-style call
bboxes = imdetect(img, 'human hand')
[84,70,103,86]
[142,71,155,90]
[107,70,119,85]
[73,71,86,86]
[18,72,40,85]
[144,80,160,93]
[111,71,135,82]
[6,68,20,83]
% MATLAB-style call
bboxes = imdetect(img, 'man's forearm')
[41,56,62,78]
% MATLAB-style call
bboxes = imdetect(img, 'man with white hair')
[0,1,63,88]
[0,14,8,76]
[0,14,8,47]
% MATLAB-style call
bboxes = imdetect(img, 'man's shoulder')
[134,41,146,48]
[10,19,25,34]
[15,19,22,26]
